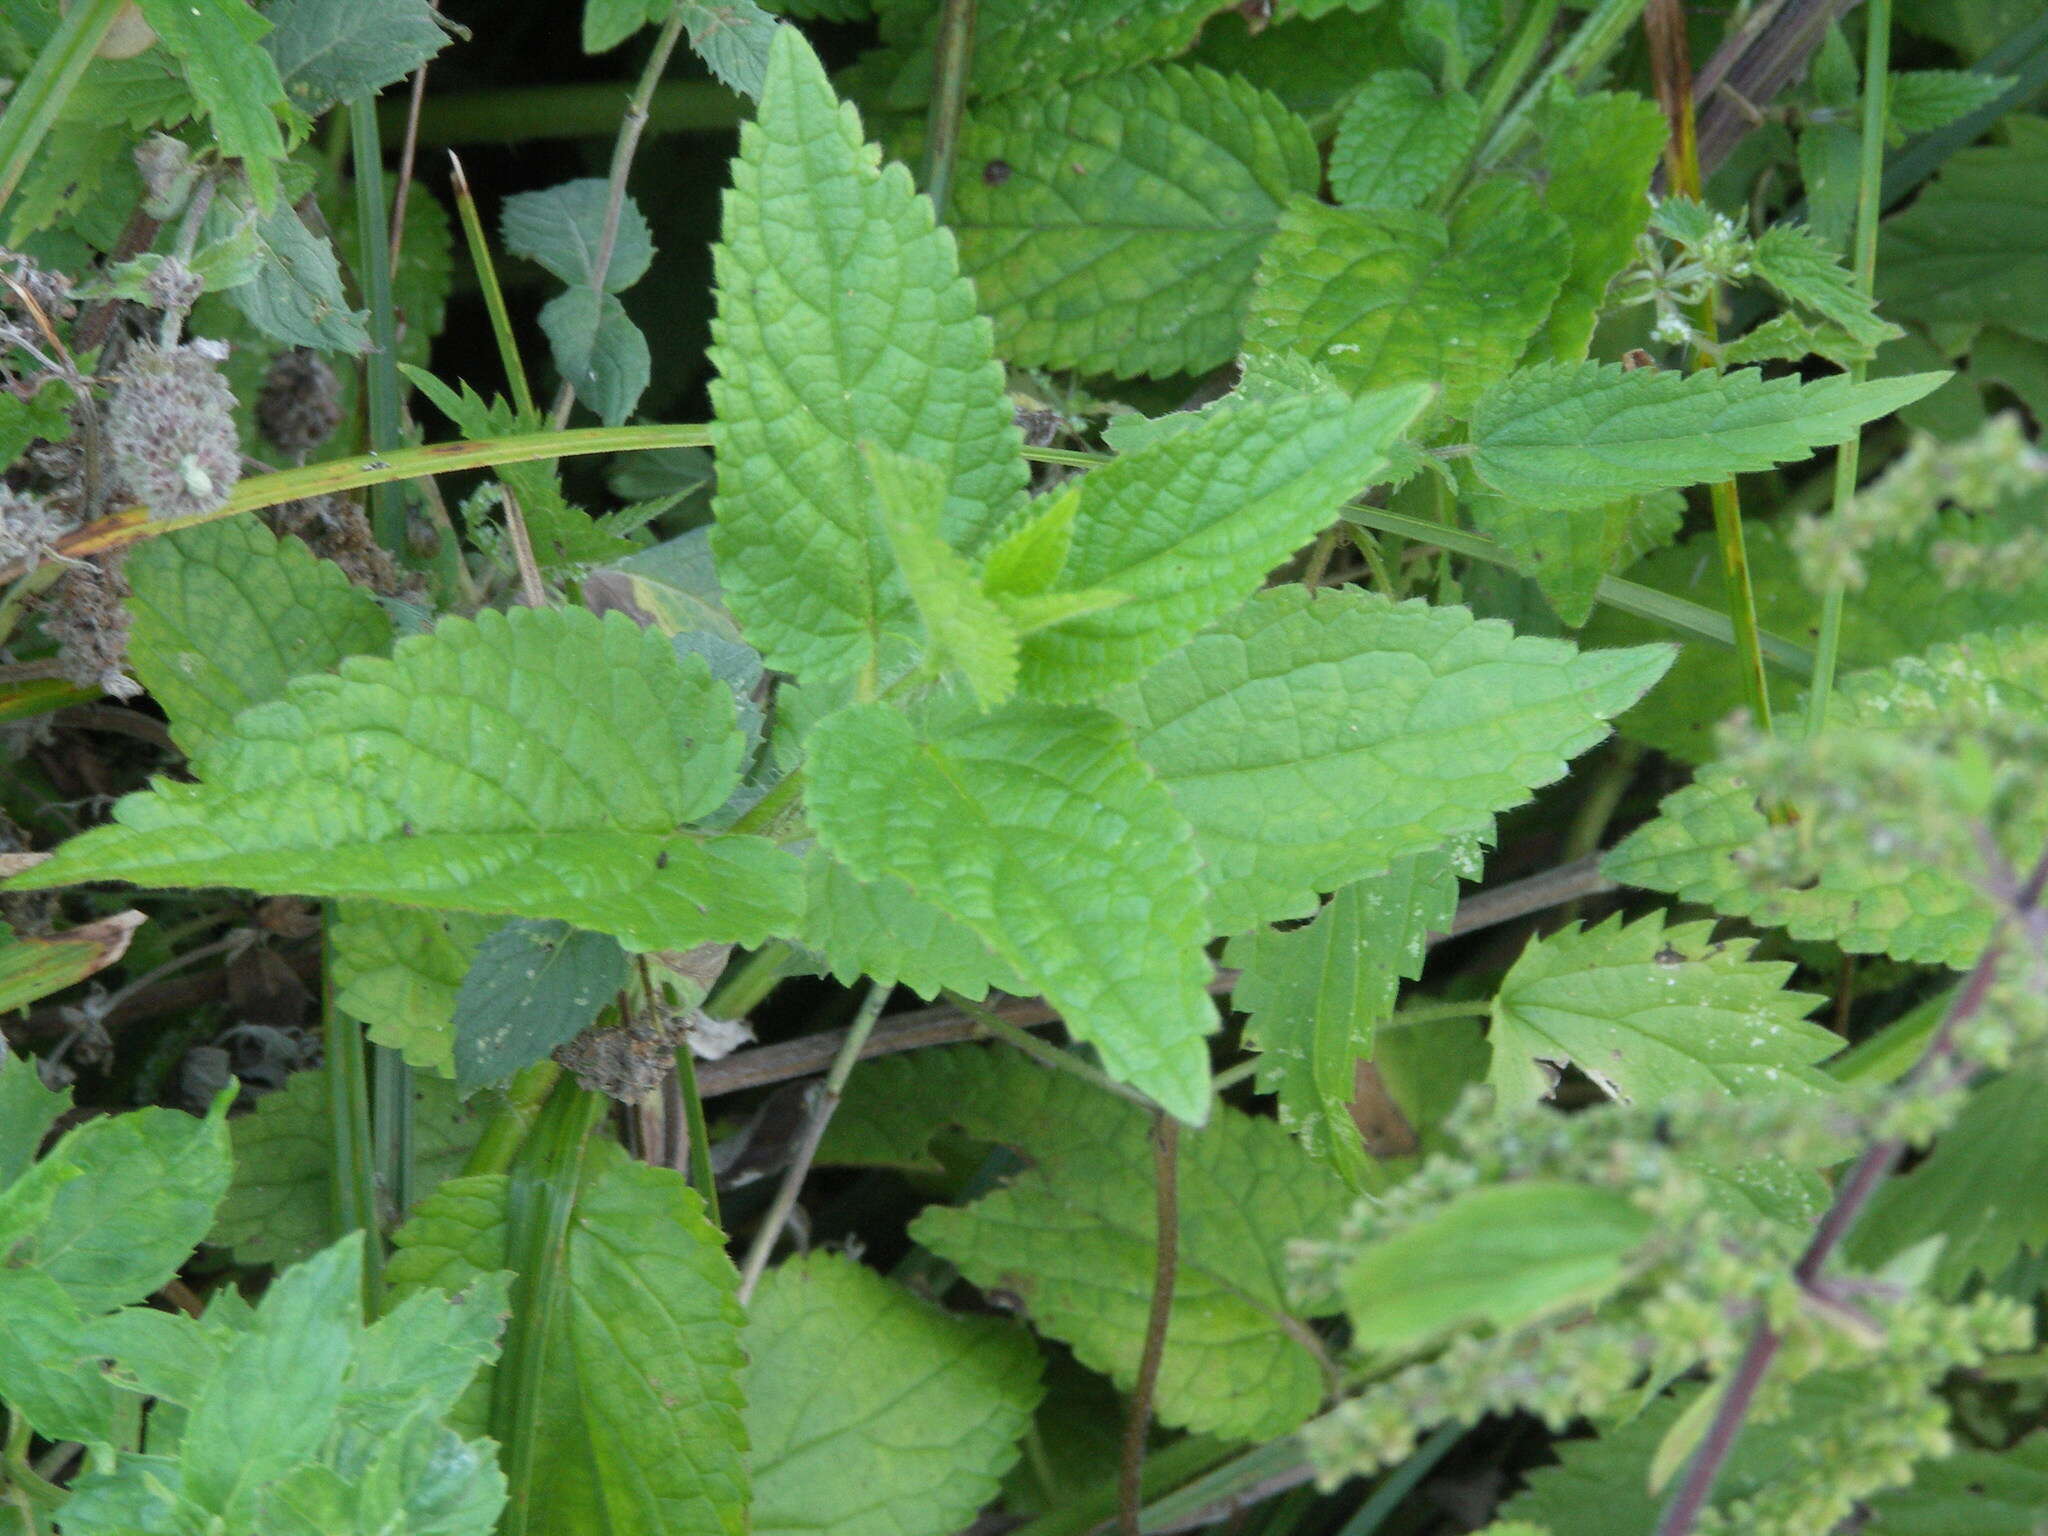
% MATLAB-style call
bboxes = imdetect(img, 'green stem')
[462,1060,563,1178]
[494,1078,606,1536]
[323,906,382,1302]
[372,1047,415,1231]
[1471,0,1564,148]
[449,151,536,419]
[1806,0,1891,739]
[384,80,741,148]
[946,990,1155,1107]
[349,98,407,554]
[673,1036,720,1227]
[0,0,125,216]
[703,939,795,1021]
[727,768,805,837]
[920,0,977,220]
[1474,0,1649,170]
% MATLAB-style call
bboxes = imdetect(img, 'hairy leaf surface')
[799,849,1019,1000]
[1328,70,1477,211]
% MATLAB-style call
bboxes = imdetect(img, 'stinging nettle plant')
[0,0,2045,1534]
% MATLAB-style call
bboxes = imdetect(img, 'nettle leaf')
[452,921,626,1094]
[0,1269,115,1444]
[387,1141,748,1536]
[1468,361,1950,509]
[1017,385,1429,702]
[1328,69,1478,211]
[807,700,1215,1121]
[1485,913,1841,1109]
[1225,848,1463,1187]
[947,64,1318,379]
[849,1046,1350,1441]
[1245,181,1569,414]
[1863,1434,2048,1535]
[0,379,74,473]
[1851,1071,2048,1297]
[1879,134,2048,343]
[8,608,802,953]
[331,903,496,1074]
[0,1052,69,1189]
[1607,628,2048,967]
[219,195,373,354]
[263,0,450,115]
[502,179,654,294]
[1885,69,2013,137]
[210,1068,487,1267]
[1751,223,1899,356]
[131,0,291,207]
[583,0,664,52]
[126,517,394,758]
[745,1254,1041,1536]
[870,0,1227,108]
[1468,490,1683,629]
[0,912,145,1016]
[681,0,778,99]
[1115,588,1671,933]
[709,27,1026,686]
[538,287,652,427]
[799,848,1020,1001]
[1532,90,1667,361]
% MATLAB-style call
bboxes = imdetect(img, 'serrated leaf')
[851,1046,1350,1440]
[808,699,1215,1121]
[501,179,654,294]
[452,920,627,1094]
[387,1142,748,1536]
[1468,492,1655,628]
[1862,1434,2048,1535]
[1885,69,2012,137]
[8,608,802,954]
[0,912,145,1016]
[865,443,1019,707]
[709,27,1026,686]
[1341,1181,1652,1356]
[1607,628,2048,966]
[0,1052,68,1191]
[209,1068,487,1266]
[1246,180,1569,413]
[682,0,778,98]
[1751,223,1900,354]
[1115,588,1671,932]
[1879,135,2048,342]
[745,1254,1041,1536]
[0,378,74,473]
[1225,850,1461,1187]
[1532,90,1667,360]
[131,0,291,207]
[980,483,1079,598]
[1468,361,1949,509]
[947,64,1318,378]
[1328,69,1477,210]
[539,287,651,427]
[583,0,664,52]
[264,0,450,115]
[126,518,394,759]
[331,903,496,1074]
[798,848,1019,1000]
[219,195,373,353]
[1485,913,1841,1108]
[1016,386,1429,702]
[0,1270,115,1444]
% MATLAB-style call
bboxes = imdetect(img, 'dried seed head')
[0,248,75,321]
[133,134,198,221]
[143,257,203,319]
[38,553,139,699]
[256,348,343,457]
[105,342,242,520]
[0,486,72,566]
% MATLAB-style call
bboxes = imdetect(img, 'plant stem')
[673,1034,720,1226]
[945,990,1156,1107]
[461,1060,563,1178]
[449,151,537,418]
[548,0,693,428]
[1474,0,1649,170]
[727,768,805,836]
[349,99,408,555]
[921,0,977,220]
[371,1046,416,1232]
[0,0,125,215]
[1118,1113,1181,1536]
[1337,1420,1466,1536]
[1805,0,1891,739]
[1471,0,1564,147]
[703,939,795,1021]
[323,906,382,1303]
[735,981,890,1302]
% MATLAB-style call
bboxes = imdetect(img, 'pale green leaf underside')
[1469,361,1950,510]
[1019,385,1430,702]
[125,517,393,758]
[1117,588,1672,932]
[709,27,1025,686]
[1486,913,1840,1109]
[854,1047,1351,1441]
[1607,628,2048,967]
[807,700,1215,1122]
[7,608,801,953]
[948,63,1319,378]
[745,1254,1041,1536]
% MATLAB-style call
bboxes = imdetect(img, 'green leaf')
[453,920,627,1094]
[539,288,651,427]
[331,903,496,1074]
[1224,848,1463,1187]
[1531,91,1668,361]
[387,1141,748,1536]
[709,26,1026,686]
[681,0,778,99]
[126,517,394,758]
[1485,913,1840,1109]
[1879,134,2048,342]
[263,0,450,115]
[1751,223,1900,356]
[859,1045,1351,1440]
[1017,385,1430,702]
[0,1269,115,1444]
[947,63,1319,378]
[501,179,654,294]
[798,848,1020,1000]
[210,1067,487,1266]
[1885,69,2013,137]
[0,378,74,473]
[1340,1181,1652,1356]
[1469,361,1951,509]
[0,912,146,1016]
[583,0,664,52]
[219,194,373,353]
[1246,181,1569,413]
[865,443,1019,707]
[1468,491,1680,628]
[9,608,801,952]
[1115,587,1671,932]
[1328,69,1477,210]
[1862,1434,2048,1535]
[0,1052,68,1191]
[1606,628,2048,967]
[131,0,291,207]
[807,700,1215,1121]
[745,1254,1041,1536]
